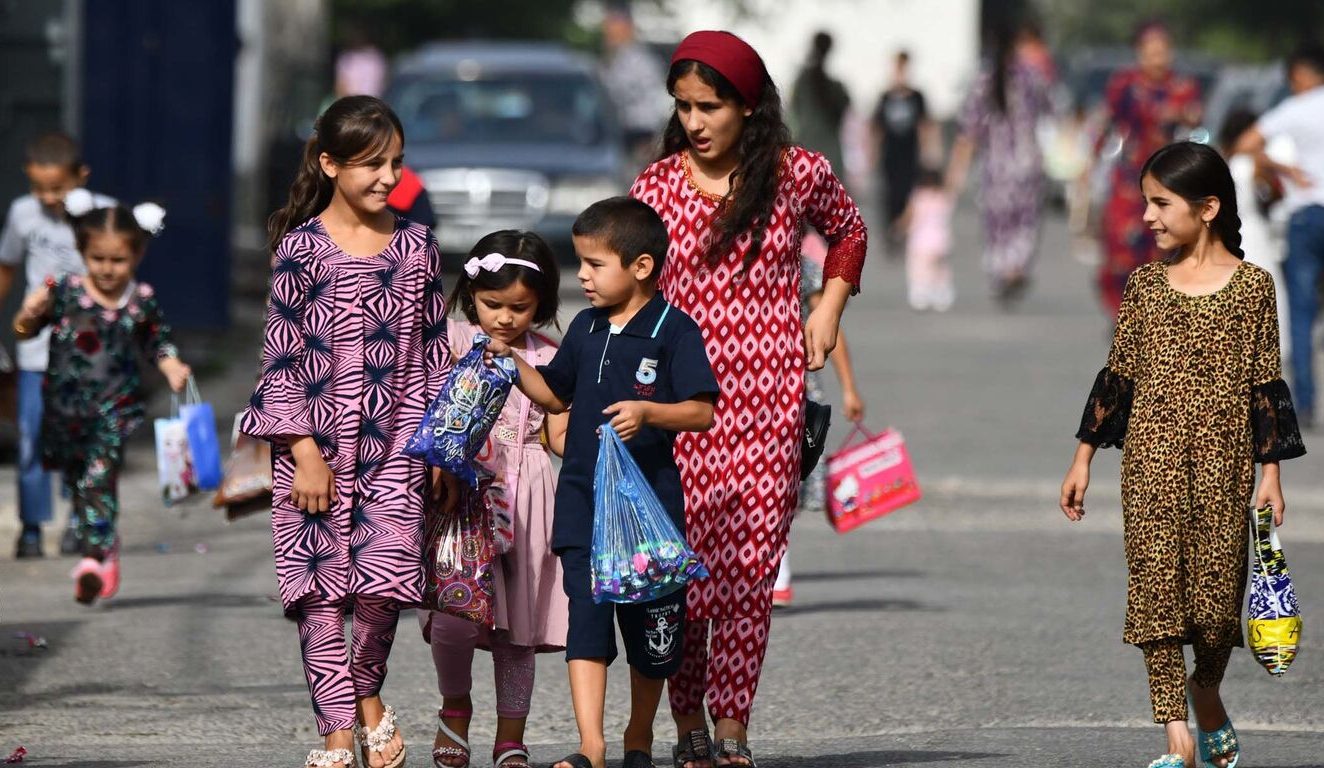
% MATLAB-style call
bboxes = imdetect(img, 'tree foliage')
[330,0,583,54]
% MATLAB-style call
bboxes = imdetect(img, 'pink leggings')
[295,594,400,736]
[429,612,535,719]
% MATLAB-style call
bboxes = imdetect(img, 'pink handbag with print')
[825,424,921,533]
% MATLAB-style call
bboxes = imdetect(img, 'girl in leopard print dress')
[1061,142,1305,768]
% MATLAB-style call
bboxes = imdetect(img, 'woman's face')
[1135,29,1173,79]
[672,71,752,170]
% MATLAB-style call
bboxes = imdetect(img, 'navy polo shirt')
[538,292,719,552]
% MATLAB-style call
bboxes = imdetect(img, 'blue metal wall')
[80,0,236,329]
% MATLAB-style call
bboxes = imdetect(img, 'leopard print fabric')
[1077,261,1305,648]
[1141,639,1232,723]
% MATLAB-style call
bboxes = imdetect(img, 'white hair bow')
[463,252,542,278]
[63,189,166,236]
[62,188,98,217]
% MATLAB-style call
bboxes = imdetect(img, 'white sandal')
[358,705,407,768]
[432,707,472,767]
[306,748,357,768]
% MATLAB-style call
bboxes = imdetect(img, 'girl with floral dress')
[13,193,189,606]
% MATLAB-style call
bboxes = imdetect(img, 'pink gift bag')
[825,424,921,533]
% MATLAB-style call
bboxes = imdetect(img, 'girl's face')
[672,71,752,169]
[321,131,403,215]
[82,229,140,298]
[1141,173,1216,251]
[471,280,539,345]
[1135,29,1173,79]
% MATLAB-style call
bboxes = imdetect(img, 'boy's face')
[573,234,654,309]
[25,162,88,213]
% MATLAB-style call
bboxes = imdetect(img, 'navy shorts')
[559,547,686,678]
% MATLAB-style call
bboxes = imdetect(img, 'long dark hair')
[660,60,791,270]
[989,22,1017,114]
[1139,141,1244,259]
[448,230,561,329]
[267,95,404,252]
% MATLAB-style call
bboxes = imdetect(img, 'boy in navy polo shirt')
[487,197,717,768]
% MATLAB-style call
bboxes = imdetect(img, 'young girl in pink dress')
[903,167,955,311]
[423,230,569,768]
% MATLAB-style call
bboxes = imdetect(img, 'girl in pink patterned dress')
[240,96,456,768]
[630,30,866,768]
[422,231,569,768]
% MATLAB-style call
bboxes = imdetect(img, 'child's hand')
[159,357,192,393]
[483,337,512,364]
[842,387,865,423]
[290,439,337,514]
[604,401,649,441]
[1256,471,1286,526]
[1059,462,1089,521]
[430,467,460,515]
[18,284,52,320]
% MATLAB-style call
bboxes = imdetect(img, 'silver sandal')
[358,705,407,768]
[306,748,358,768]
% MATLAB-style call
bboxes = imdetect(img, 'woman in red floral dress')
[630,30,866,768]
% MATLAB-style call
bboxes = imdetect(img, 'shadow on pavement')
[760,749,1002,767]
[102,592,274,611]
[793,568,925,582]
[775,597,931,616]
[0,620,83,701]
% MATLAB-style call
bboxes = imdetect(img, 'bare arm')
[1059,441,1098,521]
[1236,125,1312,188]
[603,394,715,441]
[0,264,15,303]
[944,133,976,195]
[544,410,569,458]
[491,346,570,414]
[12,283,52,340]
[808,291,864,421]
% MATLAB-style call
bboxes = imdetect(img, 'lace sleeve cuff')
[1075,367,1134,448]
[822,228,866,295]
[1251,378,1307,463]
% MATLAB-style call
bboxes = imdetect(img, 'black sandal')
[548,754,594,768]
[715,739,756,768]
[672,729,714,768]
[623,749,656,768]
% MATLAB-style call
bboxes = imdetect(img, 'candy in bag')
[590,423,707,604]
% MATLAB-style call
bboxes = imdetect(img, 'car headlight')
[546,177,622,216]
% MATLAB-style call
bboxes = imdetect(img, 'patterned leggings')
[295,594,401,735]
[668,615,773,726]
[63,444,124,560]
[1141,639,1233,723]
[429,612,535,718]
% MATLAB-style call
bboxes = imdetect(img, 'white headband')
[463,252,541,278]
[63,188,167,236]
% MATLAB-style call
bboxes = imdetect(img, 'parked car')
[386,41,627,257]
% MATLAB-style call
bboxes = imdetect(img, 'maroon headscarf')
[670,30,768,107]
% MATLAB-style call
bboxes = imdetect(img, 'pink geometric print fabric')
[241,217,451,611]
[631,147,866,619]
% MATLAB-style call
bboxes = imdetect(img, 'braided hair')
[1140,141,1244,259]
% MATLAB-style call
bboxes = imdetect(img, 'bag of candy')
[422,477,496,627]
[402,332,517,486]
[1247,504,1302,676]
[590,423,707,604]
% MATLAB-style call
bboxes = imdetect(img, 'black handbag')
[801,399,832,481]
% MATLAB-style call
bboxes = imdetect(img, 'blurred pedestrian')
[1015,20,1056,86]
[1090,20,1202,319]
[1235,44,1324,429]
[0,133,112,559]
[946,22,1052,306]
[772,232,866,608]
[1219,108,1289,356]
[901,166,955,311]
[240,95,458,768]
[423,230,568,768]
[790,32,851,180]
[335,22,388,98]
[631,29,868,768]
[1062,141,1305,768]
[13,194,190,605]
[386,165,436,228]
[599,4,669,166]
[871,51,934,246]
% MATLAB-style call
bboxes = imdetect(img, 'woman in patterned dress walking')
[1062,142,1305,768]
[630,31,867,768]
[241,96,457,768]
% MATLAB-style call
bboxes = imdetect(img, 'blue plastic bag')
[403,332,516,486]
[590,423,708,604]
[180,378,222,491]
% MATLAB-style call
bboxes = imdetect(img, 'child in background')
[487,197,718,768]
[0,133,115,559]
[903,166,954,311]
[240,95,456,768]
[1062,142,1305,768]
[772,232,867,608]
[425,230,569,768]
[12,193,189,604]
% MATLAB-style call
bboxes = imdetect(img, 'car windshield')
[392,72,608,145]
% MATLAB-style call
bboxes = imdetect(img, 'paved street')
[1,199,1322,767]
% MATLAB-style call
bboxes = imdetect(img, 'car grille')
[419,168,550,230]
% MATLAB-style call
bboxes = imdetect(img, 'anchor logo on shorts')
[645,605,680,659]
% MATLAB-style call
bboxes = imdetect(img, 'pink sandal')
[492,741,530,768]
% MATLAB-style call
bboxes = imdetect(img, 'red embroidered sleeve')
[797,149,867,293]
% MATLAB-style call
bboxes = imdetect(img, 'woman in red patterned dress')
[630,31,866,768]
